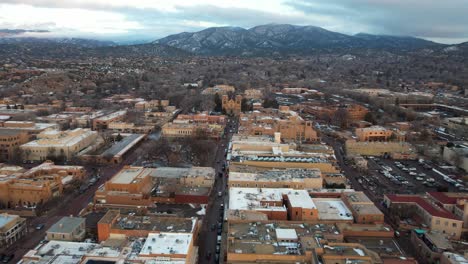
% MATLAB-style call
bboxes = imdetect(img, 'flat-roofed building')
[92,110,127,130]
[312,198,354,222]
[228,187,320,221]
[239,108,318,143]
[95,166,215,208]
[201,84,235,95]
[0,161,86,208]
[342,192,384,224]
[46,216,86,241]
[355,126,403,142]
[287,191,318,221]
[411,229,454,263]
[140,232,197,262]
[228,168,323,189]
[384,194,464,240]
[107,122,153,134]
[97,210,199,242]
[230,135,340,173]
[0,213,26,247]
[244,89,263,99]
[225,220,345,264]
[20,128,98,161]
[345,140,417,159]
[0,121,58,137]
[0,129,29,161]
[135,99,170,111]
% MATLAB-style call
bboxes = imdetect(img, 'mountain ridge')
[154,23,447,55]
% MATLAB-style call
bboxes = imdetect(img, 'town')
[0,61,467,264]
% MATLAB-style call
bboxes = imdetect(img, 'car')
[210,224,216,231]
[409,172,417,176]
[35,224,45,230]
[427,178,436,183]
[409,168,417,171]
[1,254,14,263]
[416,177,424,181]
[218,191,223,197]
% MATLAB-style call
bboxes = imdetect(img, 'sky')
[0,0,467,44]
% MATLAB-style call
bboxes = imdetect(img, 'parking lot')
[360,158,465,197]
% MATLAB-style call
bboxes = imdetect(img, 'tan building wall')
[345,140,416,158]
[222,95,242,115]
[20,128,98,161]
[355,126,394,142]
[228,177,322,189]
[230,160,339,174]
[0,130,29,161]
[0,214,27,247]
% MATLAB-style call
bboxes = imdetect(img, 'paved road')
[1,140,143,263]
[198,117,237,264]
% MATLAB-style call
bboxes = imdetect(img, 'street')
[197,117,237,264]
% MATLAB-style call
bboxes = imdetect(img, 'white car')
[416,177,424,181]
[409,172,417,176]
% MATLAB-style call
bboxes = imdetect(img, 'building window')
[436,220,440,225]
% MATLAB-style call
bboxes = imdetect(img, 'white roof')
[140,233,192,256]
[312,198,353,220]
[287,191,316,209]
[275,228,298,240]
[229,187,290,212]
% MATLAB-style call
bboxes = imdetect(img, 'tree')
[364,112,376,124]
[213,93,222,112]
[115,133,123,142]
[241,98,252,112]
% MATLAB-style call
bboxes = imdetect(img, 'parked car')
[1,254,14,263]
[35,224,45,230]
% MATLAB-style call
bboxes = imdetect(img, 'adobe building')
[0,129,29,161]
[95,166,215,208]
[20,128,98,161]
[0,161,86,208]
[46,216,86,242]
[239,107,318,142]
[222,95,242,115]
[342,192,385,224]
[96,210,199,242]
[0,213,26,247]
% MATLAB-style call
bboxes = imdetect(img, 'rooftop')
[386,194,460,220]
[100,210,197,233]
[47,217,85,234]
[228,187,290,212]
[0,214,17,229]
[150,167,215,179]
[227,221,341,255]
[229,168,321,182]
[110,167,151,184]
[140,233,192,255]
[313,198,353,221]
[287,191,316,209]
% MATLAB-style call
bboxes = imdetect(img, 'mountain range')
[1,24,467,58]
[154,24,447,55]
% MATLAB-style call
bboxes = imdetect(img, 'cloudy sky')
[0,0,467,44]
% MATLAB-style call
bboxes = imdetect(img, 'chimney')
[274,132,281,143]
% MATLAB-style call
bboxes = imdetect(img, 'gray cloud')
[1,0,467,43]
[286,0,468,41]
